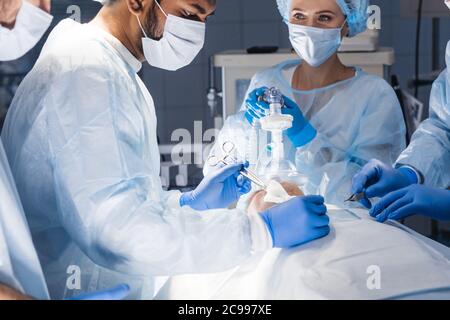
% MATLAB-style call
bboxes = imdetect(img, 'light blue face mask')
[288,20,346,67]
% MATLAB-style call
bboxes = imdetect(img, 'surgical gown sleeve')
[295,80,406,205]
[396,70,450,189]
[45,66,253,277]
[0,143,49,299]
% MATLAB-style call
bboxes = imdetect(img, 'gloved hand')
[369,185,450,223]
[67,284,130,300]
[352,159,418,209]
[260,195,330,248]
[244,87,317,147]
[180,162,252,211]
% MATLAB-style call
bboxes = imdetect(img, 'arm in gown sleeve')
[46,66,255,277]
[396,70,450,189]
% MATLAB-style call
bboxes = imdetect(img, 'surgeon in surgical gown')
[1,2,241,300]
[1,0,331,300]
[351,2,450,222]
[0,0,52,300]
[206,0,406,206]
[0,0,130,301]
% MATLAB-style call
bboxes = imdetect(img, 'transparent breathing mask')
[253,87,304,186]
[256,144,308,187]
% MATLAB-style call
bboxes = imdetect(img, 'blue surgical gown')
[396,41,450,189]
[206,60,406,205]
[1,19,253,299]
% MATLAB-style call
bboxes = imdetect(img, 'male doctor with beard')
[1,0,330,299]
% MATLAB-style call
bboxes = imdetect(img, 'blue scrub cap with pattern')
[276,0,369,37]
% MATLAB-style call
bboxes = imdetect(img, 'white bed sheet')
[155,207,450,300]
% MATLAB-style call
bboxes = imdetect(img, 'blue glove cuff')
[398,167,419,185]
[179,192,193,207]
[289,122,317,148]
[259,212,276,246]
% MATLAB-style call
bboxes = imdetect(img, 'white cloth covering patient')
[263,180,295,204]
[156,181,450,300]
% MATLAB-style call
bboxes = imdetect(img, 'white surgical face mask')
[0,1,53,61]
[445,0,450,10]
[137,0,205,71]
[288,21,345,68]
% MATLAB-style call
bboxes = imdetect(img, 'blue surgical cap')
[276,0,369,37]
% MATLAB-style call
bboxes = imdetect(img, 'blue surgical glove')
[352,159,418,209]
[369,185,450,223]
[260,195,330,248]
[67,284,130,300]
[180,162,252,211]
[244,87,317,147]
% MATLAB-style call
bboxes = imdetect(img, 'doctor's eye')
[182,10,197,19]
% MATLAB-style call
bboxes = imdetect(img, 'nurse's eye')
[292,12,306,21]
[318,15,333,23]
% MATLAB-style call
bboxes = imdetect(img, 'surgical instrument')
[208,141,267,189]
[345,192,366,203]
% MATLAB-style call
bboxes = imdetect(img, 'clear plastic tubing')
[247,122,259,166]
[271,129,284,172]
[265,88,286,172]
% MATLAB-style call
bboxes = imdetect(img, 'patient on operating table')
[246,180,304,214]
[159,180,450,300]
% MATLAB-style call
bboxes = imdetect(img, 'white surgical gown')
[396,42,450,189]
[0,142,49,299]
[207,60,406,205]
[1,19,255,299]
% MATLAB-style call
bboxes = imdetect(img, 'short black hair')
[104,0,216,6]
[103,0,119,6]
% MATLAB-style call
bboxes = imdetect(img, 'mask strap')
[136,0,168,40]
[154,0,168,18]
[136,16,149,38]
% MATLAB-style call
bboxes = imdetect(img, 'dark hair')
[103,0,118,6]
[104,0,216,6]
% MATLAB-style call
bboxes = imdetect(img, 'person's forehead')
[248,189,266,203]
[291,0,341,12]
[281,182,296,192]
[182,0,216,14]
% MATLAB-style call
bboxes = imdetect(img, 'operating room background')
[0,0,449,240]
